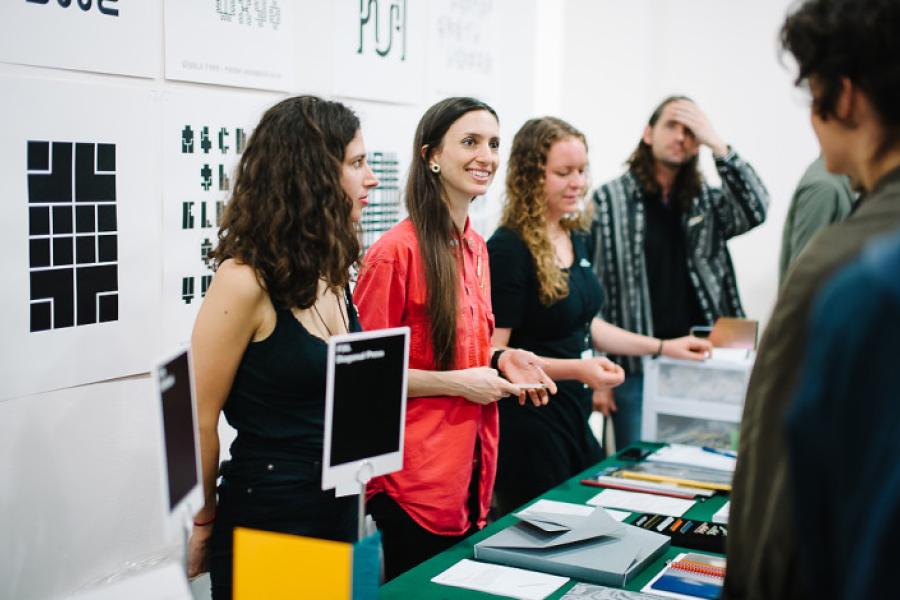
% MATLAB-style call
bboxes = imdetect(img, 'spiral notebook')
[640,552,725,599]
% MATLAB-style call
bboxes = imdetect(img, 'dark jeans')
[368,493,476,582]
[209,458,356,600]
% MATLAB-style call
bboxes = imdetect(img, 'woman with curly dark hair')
[186,95,378,599]
[488,116,710,516]
[354,97,554,580]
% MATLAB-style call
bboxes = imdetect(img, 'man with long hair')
[726,0,900,598]
[590,97,769,450]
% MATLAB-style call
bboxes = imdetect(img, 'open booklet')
[474,500,669,587]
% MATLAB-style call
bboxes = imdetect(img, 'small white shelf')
[641,351,754,449]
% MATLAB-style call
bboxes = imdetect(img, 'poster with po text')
[333,0,425,104]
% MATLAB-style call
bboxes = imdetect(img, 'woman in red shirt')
[354,97,555,580]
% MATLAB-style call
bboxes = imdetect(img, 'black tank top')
[223,289,361,464]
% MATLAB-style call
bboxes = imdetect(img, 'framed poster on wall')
[0,0,160,78]
[164,0,295,91]
[0,76,161,401]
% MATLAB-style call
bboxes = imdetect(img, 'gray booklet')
[474,506,669,587]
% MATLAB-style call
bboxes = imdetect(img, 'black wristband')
[491,349,506,372]
[652,338,664,358]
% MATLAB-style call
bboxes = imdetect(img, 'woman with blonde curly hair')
[488,116,710,516]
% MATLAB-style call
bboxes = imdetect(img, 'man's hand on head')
[669,100,729,157]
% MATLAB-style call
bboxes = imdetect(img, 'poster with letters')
[425,0,499,104]
[0,0,160,78]
[0,76,161,401]
[164,0,295,91]
[161,88,282,349]
[333,0,425,104]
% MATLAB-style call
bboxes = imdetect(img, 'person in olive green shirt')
[778,156,854,286]
[724,0,900,598]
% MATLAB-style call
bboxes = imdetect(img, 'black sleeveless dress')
[487,227,605,517]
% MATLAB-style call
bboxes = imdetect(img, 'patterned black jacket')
[590,149,769,374]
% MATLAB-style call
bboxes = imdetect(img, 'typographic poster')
[0,77,161,401]
[425,0,499,103]
[0,0,159,78]
[161,89,281,348]
[333,0,425,104]
[344,99,418,254]
[164,0,295,91]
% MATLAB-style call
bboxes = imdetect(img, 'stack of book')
[616,444,736,492]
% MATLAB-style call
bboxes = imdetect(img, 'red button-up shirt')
[354,218,498,536]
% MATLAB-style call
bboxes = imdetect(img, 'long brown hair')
[502,117,590,306]
[627,95,702,211]
[210,95,361,309]
[407,97,499,370]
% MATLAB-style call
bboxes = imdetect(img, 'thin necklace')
[312,290,349,337]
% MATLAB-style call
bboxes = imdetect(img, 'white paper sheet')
[712,500,730,524]
[586,489,695,518]
[519,499,631,522]
[431,559,569,600]
[164,0,295,91]
[64,562,191,600]
[646,444,736,473]
[0,77,162,400]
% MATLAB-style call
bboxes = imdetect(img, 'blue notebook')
[651,572,721,599]
[642,552,725,600]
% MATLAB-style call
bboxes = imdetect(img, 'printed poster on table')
[164,0,295,91]
[0,76,161,401]
[0,0,160,78]
[333,0,425,104]
[160,88,282,349]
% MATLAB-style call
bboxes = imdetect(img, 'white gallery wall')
[1,1,814,598]
[560,0,816,327]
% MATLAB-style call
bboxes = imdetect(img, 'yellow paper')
[234,527,352,599]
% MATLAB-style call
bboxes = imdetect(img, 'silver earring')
[430,163,441,174]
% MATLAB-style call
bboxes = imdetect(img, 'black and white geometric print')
[177,124,245,305]
[27,141,118,332]
[361,150,402,253]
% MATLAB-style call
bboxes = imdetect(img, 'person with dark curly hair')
[726,1,900,598]
[354,97,555,580]
[590,96,769,451]
[488,116,713,516]
[185,96,379,599]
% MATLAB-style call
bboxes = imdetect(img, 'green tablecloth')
[379,442,729,599]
